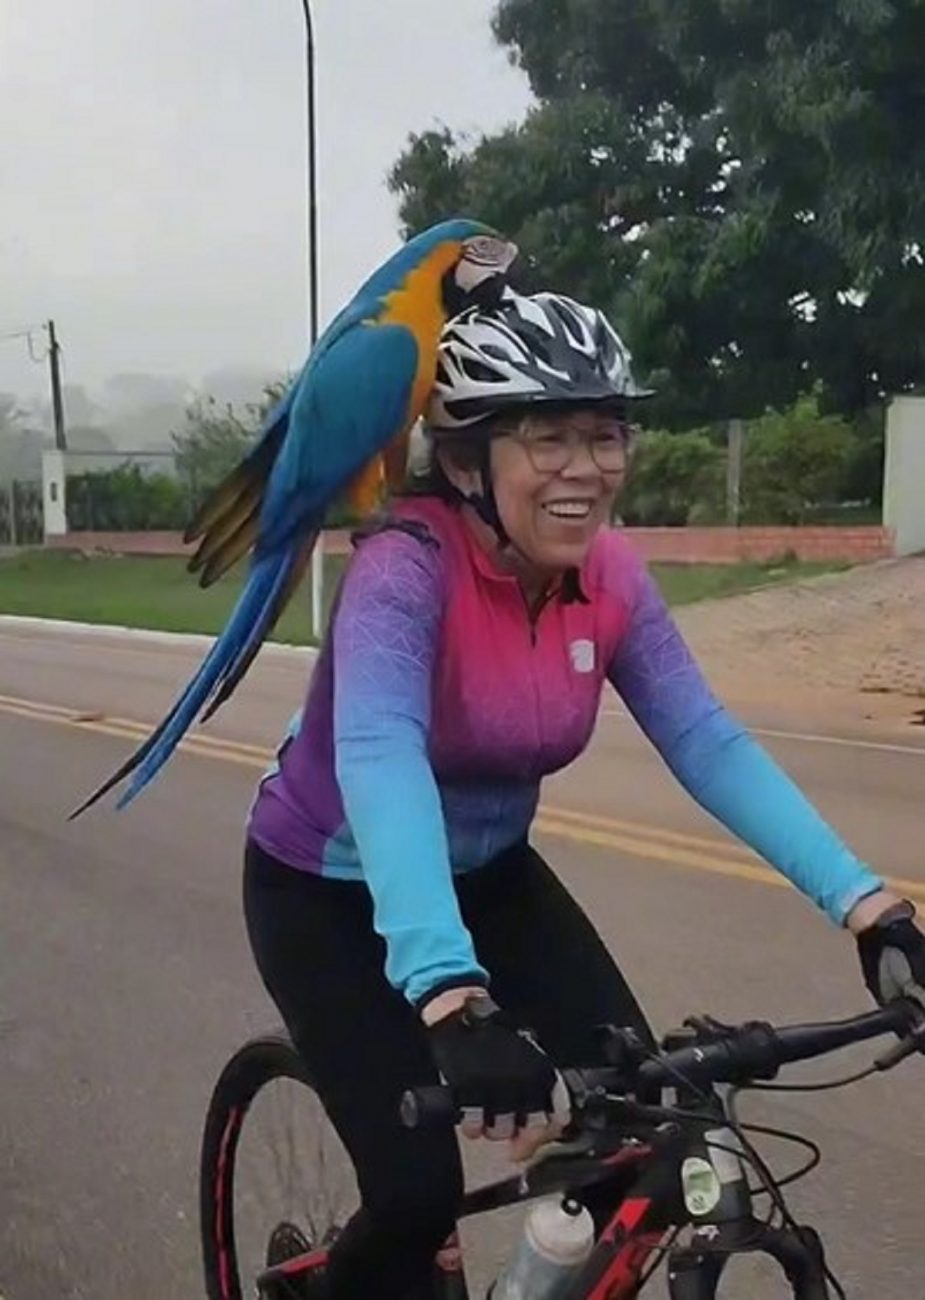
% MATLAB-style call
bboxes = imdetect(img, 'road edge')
[0,614,317,660]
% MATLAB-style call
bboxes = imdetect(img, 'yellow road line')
[535,816,785,890]
[541,802,756,860]
[2,691,924,904]
[0,693,271,767]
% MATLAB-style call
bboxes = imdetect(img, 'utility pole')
[47,320,68,451]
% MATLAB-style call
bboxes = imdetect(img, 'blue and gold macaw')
[72,218,518,815]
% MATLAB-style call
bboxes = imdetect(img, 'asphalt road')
[2,619,924,1299]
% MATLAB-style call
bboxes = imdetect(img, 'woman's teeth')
[543,500,593,519]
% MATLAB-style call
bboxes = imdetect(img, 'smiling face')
[436,405,630,579]
[490,408,629,572]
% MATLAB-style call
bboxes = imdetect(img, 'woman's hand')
[423,990,569,1161]
[848,891,925,1009]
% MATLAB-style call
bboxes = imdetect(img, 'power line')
[0,326,43,344]
[0,323,50,364]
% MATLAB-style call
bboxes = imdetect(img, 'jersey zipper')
[522,586,556,648]
[519,585,557,776]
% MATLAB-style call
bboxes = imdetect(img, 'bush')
[617,393,876,527]
[620,429,725,526]
[66,464,190,531]
[740,394,859,524]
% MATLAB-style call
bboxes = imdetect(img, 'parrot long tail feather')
[187,476,264,579]
[201,531,318,721]
[183,421,285,544]
[69,548,301,818]
[197,513,262,588]
[184,460,257,544]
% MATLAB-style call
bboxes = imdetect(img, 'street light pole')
[300,0,319,349]
[300,0,323,635]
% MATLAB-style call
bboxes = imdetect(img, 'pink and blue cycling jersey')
[248,496,882,1006]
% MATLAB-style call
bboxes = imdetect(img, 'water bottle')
[488,1197,595,1299]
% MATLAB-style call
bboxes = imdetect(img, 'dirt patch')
[674,556,925,725]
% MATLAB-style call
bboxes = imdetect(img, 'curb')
[0,614,319,660]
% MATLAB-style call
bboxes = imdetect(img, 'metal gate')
[0,480,44,545]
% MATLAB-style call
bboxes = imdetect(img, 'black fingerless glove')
[427,994,556,1125]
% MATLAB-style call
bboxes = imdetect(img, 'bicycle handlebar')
[401,999,923,1130]
[635,1000,918,1090]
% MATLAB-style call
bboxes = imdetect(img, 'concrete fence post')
[883,396,925,556]
[41,449,68,539]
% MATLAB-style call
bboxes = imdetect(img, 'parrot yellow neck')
[377,243,463,421]
[377,242,461,334]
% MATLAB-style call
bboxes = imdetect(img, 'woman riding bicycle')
[244,289,925,1300]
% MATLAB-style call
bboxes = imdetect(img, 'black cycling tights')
[244,839,652,1300]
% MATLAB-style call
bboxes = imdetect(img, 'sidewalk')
[676,556,925,728]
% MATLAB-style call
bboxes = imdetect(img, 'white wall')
[41,449,67,537]
[884,397,925,556]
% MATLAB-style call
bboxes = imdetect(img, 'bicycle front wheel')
[199,1031,358,1300]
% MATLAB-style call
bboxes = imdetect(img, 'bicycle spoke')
[228,1075,357,1295]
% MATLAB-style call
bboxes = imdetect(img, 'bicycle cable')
[636,1051,848,1298]
[635,1226,680,1290]
[728,1083,847,1298]
[738,1064,878,1094]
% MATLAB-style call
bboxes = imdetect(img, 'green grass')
[0,550,348,642]
[653,557,848,606]
[0,550,847,641]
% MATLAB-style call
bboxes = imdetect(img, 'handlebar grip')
[400,1085,459,1129]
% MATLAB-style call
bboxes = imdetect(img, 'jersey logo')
[569,639,595,673]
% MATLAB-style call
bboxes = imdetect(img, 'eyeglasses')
[510,424,631,475]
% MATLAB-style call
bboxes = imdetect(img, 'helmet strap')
[461,444,510,548]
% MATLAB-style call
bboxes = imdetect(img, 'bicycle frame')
[454,1086,829,1300]
[255,1094,831,1300]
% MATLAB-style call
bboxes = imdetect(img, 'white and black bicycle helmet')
[426,289,651,432]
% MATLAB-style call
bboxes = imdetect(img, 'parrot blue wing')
[184,297,401,583]
[70,322,421,816]
[203,322,421,710]
[254,321,421,555]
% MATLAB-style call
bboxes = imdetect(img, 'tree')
[172,396,258,502]
[171,380,290,506]
[390,0,925,426]
[0,393,48,481]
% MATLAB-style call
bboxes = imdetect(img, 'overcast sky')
[0,0,532,403]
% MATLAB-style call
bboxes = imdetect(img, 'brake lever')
[875,1017,925,1071]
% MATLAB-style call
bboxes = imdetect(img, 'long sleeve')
[332,529,487,1004]
[607,552,883,924]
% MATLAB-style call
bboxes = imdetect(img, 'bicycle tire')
[199,1030,357,1300]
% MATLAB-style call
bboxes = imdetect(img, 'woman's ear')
[435,444,482,498]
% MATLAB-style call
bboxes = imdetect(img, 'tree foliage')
[171,382,287,501]
[0,394,48,481]
[172,397,258,500]
[390,0,925,426]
